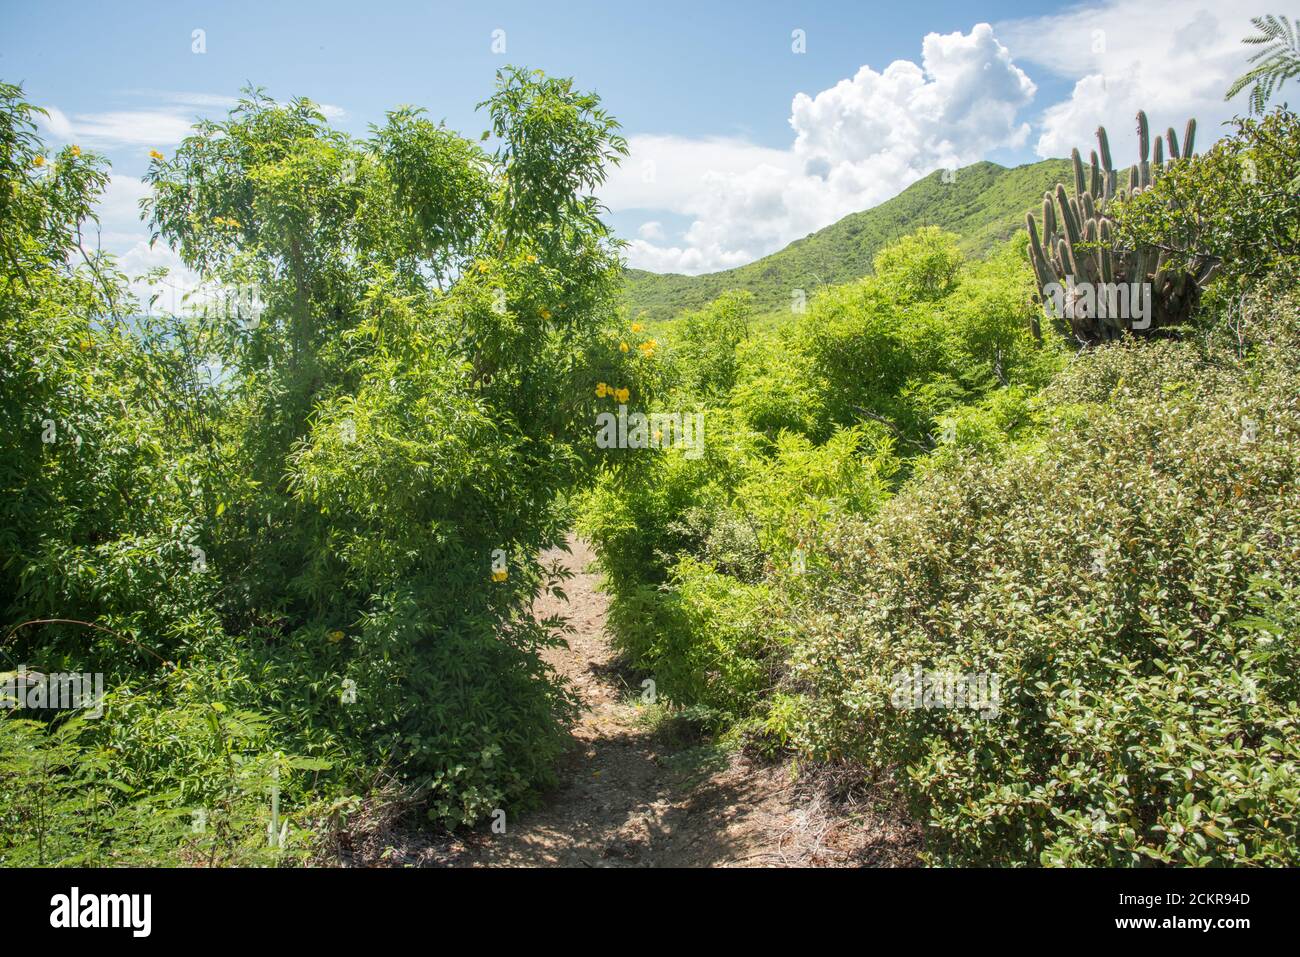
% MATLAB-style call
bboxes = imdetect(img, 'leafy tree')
[3,66,638,841]
[139,70,633,823]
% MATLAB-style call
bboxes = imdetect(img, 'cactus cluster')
[1026,111,1219,344]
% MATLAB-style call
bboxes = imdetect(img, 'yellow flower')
[596,382,608,398]
[32,155,45,168]
[615,387,630,403]
[327,630,345,643]
[631,322,644,333]
[477,262,489,273]
[79,339,91,351]
[527,254,538,263]
[540,308,551,320]
[149,150,165,161]
[492,568,508,582]
[619,341,629,353]
[69,145,81,158]
[639,340,656,357]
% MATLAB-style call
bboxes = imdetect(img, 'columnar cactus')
[1026,111,1218,345]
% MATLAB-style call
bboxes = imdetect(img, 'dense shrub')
[782,295,1300,864]
[798,234,1056,446]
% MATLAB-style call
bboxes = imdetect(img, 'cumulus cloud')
[605,23,1036,274]
[997,0,1256,162]
[637,221,665,241]
[93,175,152,234]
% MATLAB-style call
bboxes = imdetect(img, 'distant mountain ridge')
[623,157,1073,323]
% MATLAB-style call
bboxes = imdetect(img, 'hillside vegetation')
[623,158,1072,325]
[3,53,1298,870]
[580,107,1300,865]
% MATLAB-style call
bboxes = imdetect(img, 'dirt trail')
[347,537,919,867]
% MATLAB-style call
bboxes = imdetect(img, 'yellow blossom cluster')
[621,320,656,357]
[595,382,630,403]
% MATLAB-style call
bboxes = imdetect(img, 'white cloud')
[41,109,197,148]
[117,239,202,313]
[603,134,797,213]
[637,220,665,241]
[38,91,349,151]
[93,175,152,235]
[997,0,1256,162]
[43,106,75,140]
[605,23,1036,274]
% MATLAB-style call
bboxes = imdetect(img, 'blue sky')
[0,0,1258,281]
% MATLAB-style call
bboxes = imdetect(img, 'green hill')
[623,157,1072,324]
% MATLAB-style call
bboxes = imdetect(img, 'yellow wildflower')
[477,262,489,273]
[615,387,630,403]
[540,308,551,320]
[596,382,608,398]
[327,630,345,643]
[527,254,538,263]
[149,150,165,161]
[631,322,644,333]
[69,145,81,158]
[619,341,629,353]
[492,568,508,582]
[32,155,45,168]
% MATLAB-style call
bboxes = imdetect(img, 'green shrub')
[730,328,827,440]
[784,315,1300,865]
[579,229,1053,734]
[603,557,774,727]
[798,232,1052,446]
